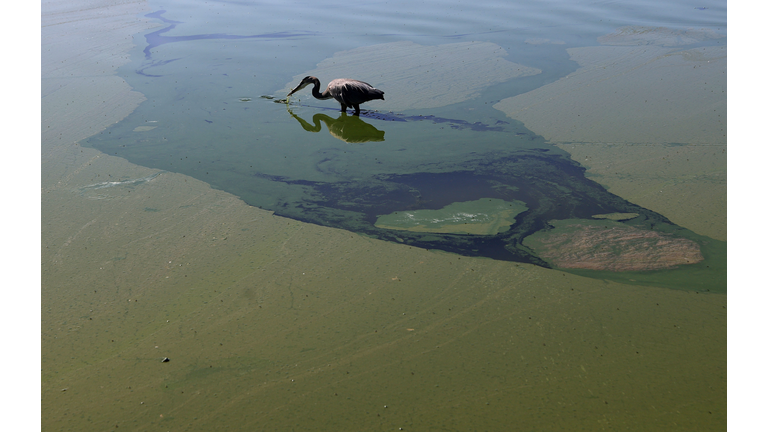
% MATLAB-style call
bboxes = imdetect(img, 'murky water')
[84,0,726,291]
[43,1,727,430]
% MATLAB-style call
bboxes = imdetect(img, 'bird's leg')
[353,104,361,116]
[339,104,347,112]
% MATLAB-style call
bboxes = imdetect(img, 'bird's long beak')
[287,81,308,97]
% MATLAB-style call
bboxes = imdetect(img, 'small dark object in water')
[162,357,170,362]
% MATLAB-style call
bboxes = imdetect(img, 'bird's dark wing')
[328,79,384,106]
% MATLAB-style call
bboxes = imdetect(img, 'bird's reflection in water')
[288,108,385,143]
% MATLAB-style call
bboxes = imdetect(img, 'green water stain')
[375,198,527,235]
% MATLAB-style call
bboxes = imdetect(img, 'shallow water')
[84,0,726,290]
[43,1,727,430]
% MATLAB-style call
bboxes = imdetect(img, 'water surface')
[85,0,726,290]
[43,1,728,430]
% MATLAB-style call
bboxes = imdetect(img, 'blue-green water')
[84,0,726,290]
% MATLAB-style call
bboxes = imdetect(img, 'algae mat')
[84,32,725,290]
[87,117,725,290]
[493,27,726,241]
[42,1,726,431]
[42,166,726,430]
[375,198,527,235]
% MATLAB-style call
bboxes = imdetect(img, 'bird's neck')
[312,81,332,100]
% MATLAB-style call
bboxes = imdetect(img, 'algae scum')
[83,6,724,292]
[86,97,724,291]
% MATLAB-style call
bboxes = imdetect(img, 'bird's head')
[287,76,318,96]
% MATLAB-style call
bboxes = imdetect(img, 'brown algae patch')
[375,198,527,235]
[524,219,703,271]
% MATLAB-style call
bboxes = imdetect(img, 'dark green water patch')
[84,101,724,292]
[81,3,726,292]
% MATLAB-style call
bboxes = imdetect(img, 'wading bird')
[287,76,384,115]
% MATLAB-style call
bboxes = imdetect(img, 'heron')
[287,76,384,115]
